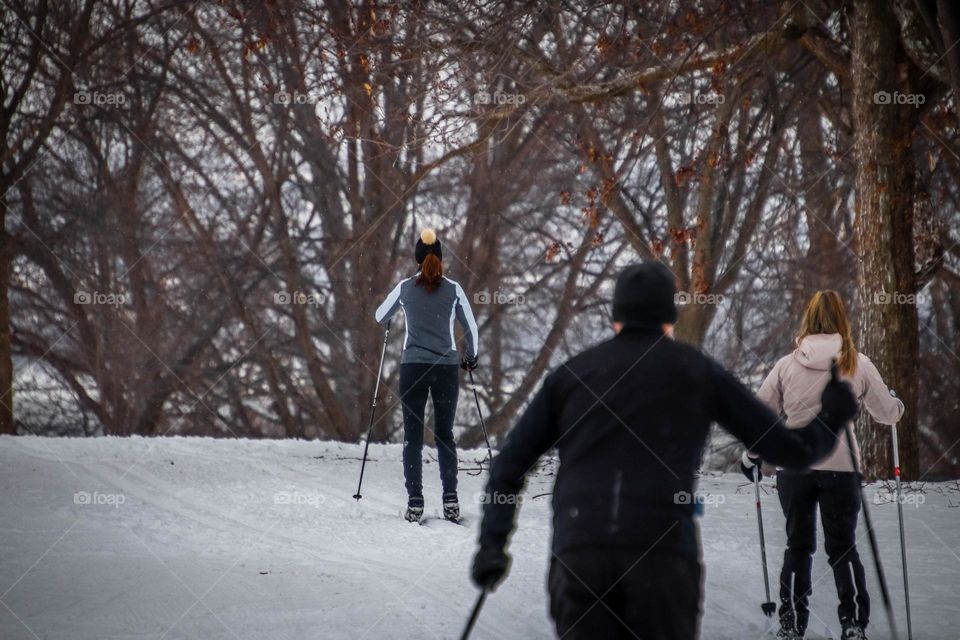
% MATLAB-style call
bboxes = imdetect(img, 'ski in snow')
[415,513,469,527]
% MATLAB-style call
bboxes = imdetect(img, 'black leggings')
[777,470,869,633]
[399,363,459,498]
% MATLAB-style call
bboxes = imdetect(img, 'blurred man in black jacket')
[470,262,858,640]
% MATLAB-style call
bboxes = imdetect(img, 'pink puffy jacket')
[756,333,905,473]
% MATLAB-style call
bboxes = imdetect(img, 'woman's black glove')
[819,361,858,431]
[740,451,762,481]
[471,544,510,591]
[461,355,479,371]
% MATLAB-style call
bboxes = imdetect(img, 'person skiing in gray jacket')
[375,229,479,522]
[742,290,905,640]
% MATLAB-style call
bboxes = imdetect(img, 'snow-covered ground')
[0,436,957,640]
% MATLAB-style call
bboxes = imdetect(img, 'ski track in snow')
[0,436,957,639]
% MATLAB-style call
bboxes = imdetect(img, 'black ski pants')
[399,363,459,498]
[548,547,702,640]
[777,470,869,634]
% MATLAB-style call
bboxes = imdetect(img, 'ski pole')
[842,419,899,640]
[459,588,487,640]
[467,368,493,466]
[753,465,776,617]
[353,319,391,501]
[891,423,913,640]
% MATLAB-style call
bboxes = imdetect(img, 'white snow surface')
[0,436,957,639]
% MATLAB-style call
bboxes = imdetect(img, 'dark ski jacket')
[479,326,844,560]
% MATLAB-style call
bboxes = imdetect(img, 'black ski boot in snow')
[776,604,804,639]
[405,496,424,523]
[776,611,803,640]
[841,623,867,640]
[442,492,459,521]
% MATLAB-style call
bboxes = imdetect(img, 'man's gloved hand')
[461,355,479,371]
[471,543,510,591]
[740,451,763,481]
[820,360,858,431]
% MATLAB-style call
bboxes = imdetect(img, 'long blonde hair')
[797,290,858,375]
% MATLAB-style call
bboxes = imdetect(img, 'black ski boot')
[840,623,867,640]
[405,496,424,523]
[442,492,459,521]
[776,610,803,639]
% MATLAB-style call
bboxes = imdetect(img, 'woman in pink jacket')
[742,291,904,640]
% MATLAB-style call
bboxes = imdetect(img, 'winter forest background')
[3,0,959,480]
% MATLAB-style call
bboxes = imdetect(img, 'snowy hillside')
[0,436,957,639]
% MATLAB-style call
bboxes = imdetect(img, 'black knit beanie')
[612,262,678,328]
[415,228,442,264]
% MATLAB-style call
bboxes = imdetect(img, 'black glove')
[461,355,479,371]
[740,451,762,481]
[819,360,858,431]
[471,544,510,591]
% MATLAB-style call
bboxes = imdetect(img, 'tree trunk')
[851,0,920,480]
[797,81,846,292]
[0,199,13,434]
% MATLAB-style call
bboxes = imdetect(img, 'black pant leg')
[617,550,702,640]
[817,471,870,629]
[428,364,460,495]
[777,471,818,634]
[399,364,430,499]
[548,550,622,640]
[549,548,701,640]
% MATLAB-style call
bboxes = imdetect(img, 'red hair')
[417,253,443,292]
